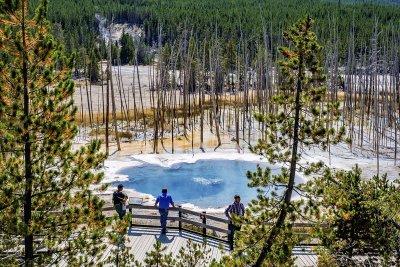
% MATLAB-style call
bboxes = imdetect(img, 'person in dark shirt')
[155,188,175,234]
[113,184,128,219]
[225,194,245,237]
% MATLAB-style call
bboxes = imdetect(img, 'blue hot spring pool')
[117,159,278,209]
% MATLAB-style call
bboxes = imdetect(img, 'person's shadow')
[154,232,175,244]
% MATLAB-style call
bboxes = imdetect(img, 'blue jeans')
[159,208,169,232]
[118,209,126,220]
[115,204,126,219]
[229,223,241,238]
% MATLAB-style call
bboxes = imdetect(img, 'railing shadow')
[126,203,235,250]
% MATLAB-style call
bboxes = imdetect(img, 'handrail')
[105,204,324,250]
[126,204,235,250]
[126,205,230,223]
[55,205,325,228]
[29,204,323,252]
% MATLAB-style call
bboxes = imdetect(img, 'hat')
[118,184,124,188]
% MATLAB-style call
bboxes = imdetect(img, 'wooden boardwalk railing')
[102,203,323,251]
[123,204,235,250]
[57,201,322,252]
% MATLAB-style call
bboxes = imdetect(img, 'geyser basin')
[117,159,275,209]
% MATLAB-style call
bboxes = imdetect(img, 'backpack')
[112,191,120,205]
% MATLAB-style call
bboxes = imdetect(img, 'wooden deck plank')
[293,246,317,267]
[126,227,229,265]
[163,230,182,255]
[129,233,151,263]
[170,235,186,258]
[210,246,219,262]
[97,242,115,263]
[141,235,157,262]
[55,226,320,266]
[173,233,187,257]
[140,235,156,263]
[135,234,156,263]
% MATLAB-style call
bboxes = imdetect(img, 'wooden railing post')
[228,221,234,250]
[178,205,182,231]
[129,205,133,228]
[116,250,119,267]
[202,211,206,237]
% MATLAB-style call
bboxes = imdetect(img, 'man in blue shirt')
[155,188,175,234]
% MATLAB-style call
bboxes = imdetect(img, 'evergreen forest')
[30,0,400,59]
[1,0,400,266]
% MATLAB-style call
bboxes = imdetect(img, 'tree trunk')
[108,28,121,151]
[136,58,147,146]
[22,2,33,265]
[106,68,110,154]
[253,45,304,267]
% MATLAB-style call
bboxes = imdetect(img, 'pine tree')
[135,237,218,267]
[175,239,212,267]
[0,0,107,265]
[228,16,344,266]
[119,30,135,65]
[89,47,100,83]
[143,241,175,267]
[136,38,151,65]
[105,214,139,267]
[305,166,400,265]
[111,41,120,65]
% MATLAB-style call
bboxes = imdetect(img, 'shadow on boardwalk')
[124,227,317,266]
[123,227,228,264]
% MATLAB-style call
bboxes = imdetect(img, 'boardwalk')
[96,226,318,266]
[54,205,319,266]
[123,227,227,263]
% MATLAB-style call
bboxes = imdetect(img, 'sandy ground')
[74,65,155,114]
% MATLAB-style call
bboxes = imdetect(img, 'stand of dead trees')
[66,17,400,170]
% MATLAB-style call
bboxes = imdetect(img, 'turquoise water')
[117,159,278,209]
